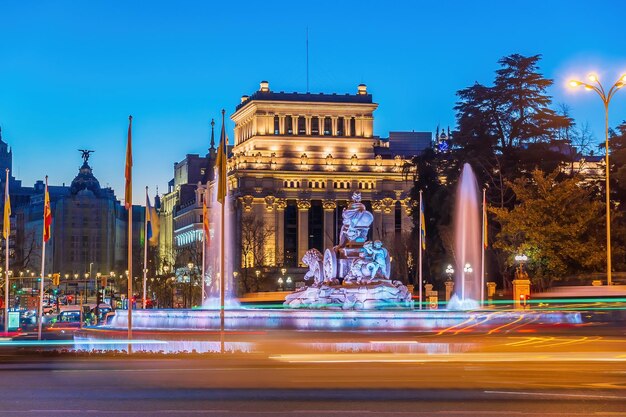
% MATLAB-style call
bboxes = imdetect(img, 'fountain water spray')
[202,154,239,309]
[449,163,481,310]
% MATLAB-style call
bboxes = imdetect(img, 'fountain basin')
[105,308,582,332]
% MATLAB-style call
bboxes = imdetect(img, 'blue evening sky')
[1,0,625,204]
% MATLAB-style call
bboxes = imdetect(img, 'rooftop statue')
[78,149,95,164]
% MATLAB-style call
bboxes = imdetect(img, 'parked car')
[45,309,82,334]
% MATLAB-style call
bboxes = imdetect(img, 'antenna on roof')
[306,27,309,93]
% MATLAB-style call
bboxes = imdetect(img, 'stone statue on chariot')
[285,192,412,310]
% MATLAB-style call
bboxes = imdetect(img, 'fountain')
[284,192,412,309]
[92,172,581,345]
[448,163,481,310]
[202,171,238,309]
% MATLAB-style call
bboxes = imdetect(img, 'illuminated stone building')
[229,81,415,268]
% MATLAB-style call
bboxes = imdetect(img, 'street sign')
[8,311,19,330]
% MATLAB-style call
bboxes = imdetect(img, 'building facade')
[228,81,415,268]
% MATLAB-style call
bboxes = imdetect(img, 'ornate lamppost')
[569,73,626,285]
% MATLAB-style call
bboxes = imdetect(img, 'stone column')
[362,115,374,138]
[381,198,396,239]
[279,115,286,135]
[296,199,311,265]
[305,116,312,135]
[322,200,336,250]
[275,198,287,267]
[401,198,414,235]
[345,116,352,137]
[355,117,363,137]
[291,116,298,135]
[263,196,276,266]
[371,200,383,240]
[331,116,338,136]
[318,117,325,135]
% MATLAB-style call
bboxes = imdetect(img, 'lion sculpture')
[302,248,338,287]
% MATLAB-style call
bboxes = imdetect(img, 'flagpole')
[4,169,10,334]
[219,110,226,354]
[201,188,206,305]
[126,115,133,353]
[481,188,486,307]
[143,187,148,309]
[37,176,48,340]
[418,190,423,310]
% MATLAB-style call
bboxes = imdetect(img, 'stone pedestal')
[445,281,454,302]
[512,279,531,309]
[486,282,497,306]
[424,283,438,309]
[284,281,413,310]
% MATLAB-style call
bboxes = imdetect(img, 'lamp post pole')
[569,73,626,285]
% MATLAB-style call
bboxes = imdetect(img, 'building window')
[324,117,332,135]
[311,116,319,135]
[286,115,293,135]
[395,201,402,234]
[337,117,344,136]
[350,117,356,136]
[274,116,280,135]
[308,200,323,252]
[284,202,298,267]
[284,180,300,188]
[298,116,306,135]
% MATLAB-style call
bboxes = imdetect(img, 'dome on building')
[70,161,101,196]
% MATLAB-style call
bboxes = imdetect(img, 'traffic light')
[100,276,107,288]
[52,273,60,286]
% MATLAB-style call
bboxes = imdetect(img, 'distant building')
[375,131,432,159]
[0,142,143,282]
[158,120,219,268]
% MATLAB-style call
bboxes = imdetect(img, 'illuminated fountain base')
[104,308,582,332]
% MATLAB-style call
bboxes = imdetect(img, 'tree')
[607,121,626,204]
[239,213,274,293]
[452,54,573,209]
[490,169,606,290]
[406,147,453,285]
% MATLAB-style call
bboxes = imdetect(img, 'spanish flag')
[202,195,210,241]
[419,197,426,251]
[215,110,227,204]
[125,116,133,210]
[3,169,10,240]
[146,194,159,246]
[43,177,52,242]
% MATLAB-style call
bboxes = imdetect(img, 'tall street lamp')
[445,264,454,281]
[569,73,626,285]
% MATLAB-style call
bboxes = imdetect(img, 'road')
[1,326,626,417]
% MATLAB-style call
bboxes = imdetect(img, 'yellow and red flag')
[3,169,10,240]
[215,110,227,204]
[202,196,210,242]
[125,116,133,210]
[43,177,52,242]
